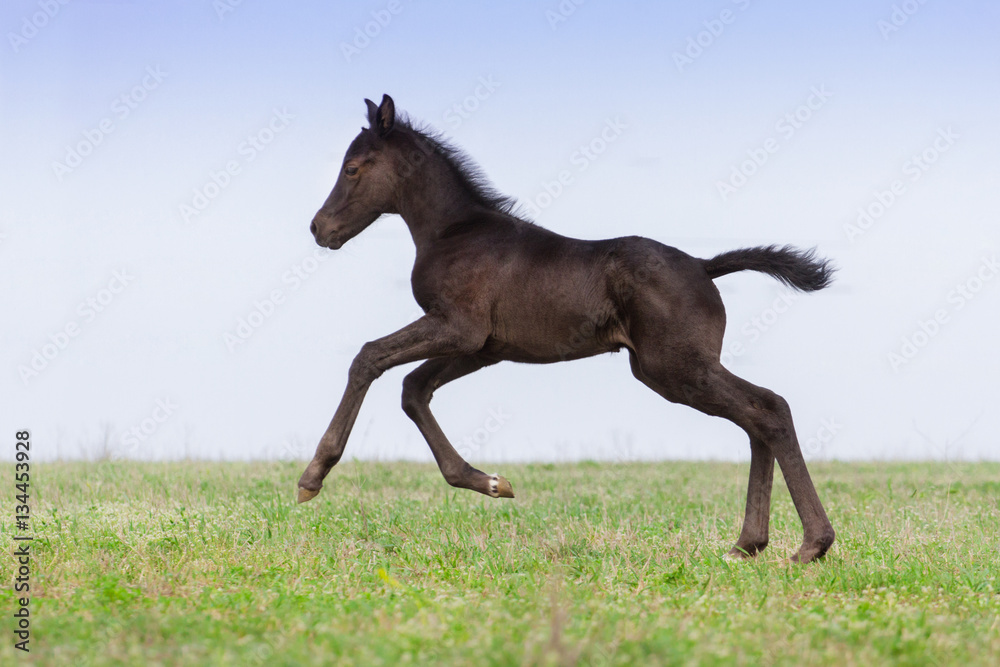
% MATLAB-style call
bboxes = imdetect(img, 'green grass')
[2,460,999,665]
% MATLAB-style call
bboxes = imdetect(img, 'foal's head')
[311,94,520,249]
[310,94,416,249]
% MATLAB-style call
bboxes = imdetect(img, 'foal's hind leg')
[630,351,835,563]
[729,438,775,559]
[631,357,773,557]
[401,355,514,498]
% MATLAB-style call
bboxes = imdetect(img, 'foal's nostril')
[310,219,318,237]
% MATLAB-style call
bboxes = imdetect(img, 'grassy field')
[2,460,998,665]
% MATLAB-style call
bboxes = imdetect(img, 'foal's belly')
[482,299,627,364]
[480,335,620,364]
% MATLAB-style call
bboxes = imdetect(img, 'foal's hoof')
[789,546,828,564]
[789,532,836,563]
[488,474,515,499]
[297,486,321,503]
[789,550,818,564]
[725,540,767,561]
[724,547,756,561]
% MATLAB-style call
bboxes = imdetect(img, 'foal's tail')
[702,245,835,292]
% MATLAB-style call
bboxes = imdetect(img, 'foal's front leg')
[297,315,483,502]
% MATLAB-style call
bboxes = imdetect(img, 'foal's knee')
[349,342,384,388]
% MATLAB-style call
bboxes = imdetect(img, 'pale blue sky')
[2,0,998,463]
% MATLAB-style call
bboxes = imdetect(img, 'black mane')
[396,115,526,219]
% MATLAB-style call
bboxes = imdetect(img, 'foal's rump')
[610,238,836,374]
[606,236,730,358]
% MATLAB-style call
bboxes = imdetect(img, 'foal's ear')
[365,98,379,128]
[374,94,395,136]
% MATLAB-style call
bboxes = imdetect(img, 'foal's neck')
[396,158,494,255]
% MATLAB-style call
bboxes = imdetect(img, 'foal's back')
[414,212,721,364]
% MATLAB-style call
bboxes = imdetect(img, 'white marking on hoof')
[488,473,501,498]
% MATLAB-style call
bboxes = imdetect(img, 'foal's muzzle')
[310,215,344,249]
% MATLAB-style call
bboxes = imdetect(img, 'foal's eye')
[345,165,359,176]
